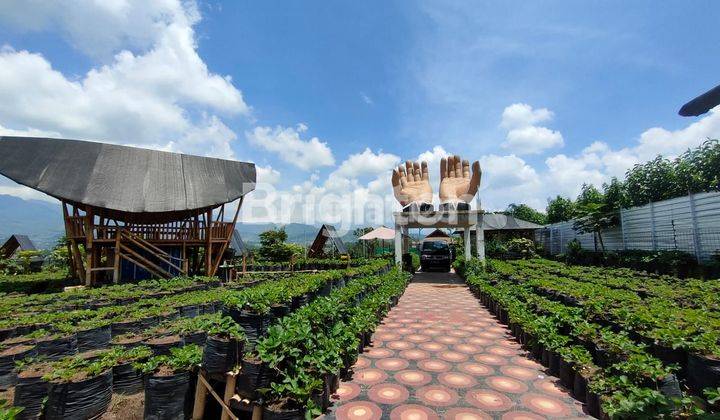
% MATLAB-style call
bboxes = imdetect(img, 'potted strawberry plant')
[202,316,245,374]
[0,342,36,390]
[136,345,202,420]
[43,357,113,420]
[106,346,153,394]
[13,358,52,420]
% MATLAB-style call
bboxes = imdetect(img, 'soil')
[147,335,181,345]
[2,336,33,346]
[100,391,144,420]
[0,344,33,357]
[17,362,53,379]
[0,387,14,405]
[77,349,105,360]
[112,335,146,345]
[155,365,176,377]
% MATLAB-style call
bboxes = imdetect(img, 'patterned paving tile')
[325,271,590,419]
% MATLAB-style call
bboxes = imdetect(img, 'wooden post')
[220,372,237,420]
[113,229,122,284]
[192,373,208,420]
[206,210,212,276]
[84,208,94,286]
[251,406,262,420]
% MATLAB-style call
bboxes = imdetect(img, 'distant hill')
[0,194,360,250]
[0,194,64,249]
[235,222,359,247]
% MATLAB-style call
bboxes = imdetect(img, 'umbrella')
[358,226,398,241]
[679,83,720,116]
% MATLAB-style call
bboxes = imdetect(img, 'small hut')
[424,229,452,243]
[0,136,256,284]
[307,224,348,258]
[0,234,38,259]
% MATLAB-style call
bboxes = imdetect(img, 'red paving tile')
[327,272,589,419]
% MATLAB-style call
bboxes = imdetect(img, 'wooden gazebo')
[0,136,256,285]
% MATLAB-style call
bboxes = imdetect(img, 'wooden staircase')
[115,230,187,281]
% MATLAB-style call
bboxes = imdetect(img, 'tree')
[601,177,627,226]
[546,196,575,224]
[505,203,547,225]
[573,184,613,251]
[256,228,301,262]
[576,184,604,208]
[624,156,679,206]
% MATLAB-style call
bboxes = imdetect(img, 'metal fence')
[536,191,720,262]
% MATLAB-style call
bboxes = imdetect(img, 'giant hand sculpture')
[391,161,432,207]
[440,155,481,205]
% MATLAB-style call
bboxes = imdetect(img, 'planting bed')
[0,258,397,419]
[462,257,720,418]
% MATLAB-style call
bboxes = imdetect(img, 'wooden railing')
[66,220,235,242]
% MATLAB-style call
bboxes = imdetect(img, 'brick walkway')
[326,272,589,420]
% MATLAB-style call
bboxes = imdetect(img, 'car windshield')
[422,241,449,251]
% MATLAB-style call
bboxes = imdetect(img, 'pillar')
[476,226,485,261]
[464,227,471,261]
[394,223,403,265]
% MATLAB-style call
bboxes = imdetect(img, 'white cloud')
[0,123,60,138]
[360,92,373,105]
[0,0,200,59]
[500,103,563,155]
[0,1,248,160]
[246,124,335,171]
[503,126,564,155]
[635,105,720,161]
[334,148,400,178]
[256,165,281,185]
[500,103,553,129]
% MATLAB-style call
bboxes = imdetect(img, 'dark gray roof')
[229,229,248,256]
[0,137,256,217]
[455,214,543,232]
[308,224,348,257]
[1,234,38,258]
[679,83,720,116]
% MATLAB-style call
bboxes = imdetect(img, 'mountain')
[0,194,64,249]
[0,194,360,250]
[235,222,359,246]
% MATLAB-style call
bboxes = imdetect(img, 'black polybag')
[45,370,112,420]
[144,371,193,420]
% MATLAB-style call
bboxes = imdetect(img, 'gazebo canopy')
[679,83,720,117]
[0,136,256,222]
[358,226,397,241]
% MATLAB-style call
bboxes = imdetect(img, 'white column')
[476,226,485,261]
[464,227,471,260]
[394,223,402,265]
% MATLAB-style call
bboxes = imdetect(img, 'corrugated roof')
[457,214,543,232]
[0,137,256,218]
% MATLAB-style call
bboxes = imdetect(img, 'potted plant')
[106,346,153,394]
[0,342,36,390]
[43,356,113,420]
[136,345,202,420]
[202,316,245,374]
[13,358,52,420]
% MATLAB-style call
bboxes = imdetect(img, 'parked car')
[420,240,452,272]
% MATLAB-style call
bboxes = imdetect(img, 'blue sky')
[0,1,719,226]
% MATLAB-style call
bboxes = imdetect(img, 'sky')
[0,0,719,229]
